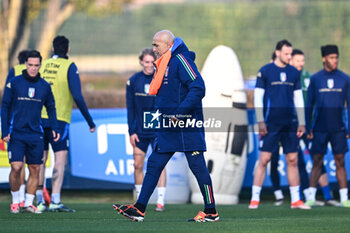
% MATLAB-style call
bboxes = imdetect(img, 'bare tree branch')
[0,0,130,88]
[0,0,10,88]
[8,0,22,50]
[36,0,74,59]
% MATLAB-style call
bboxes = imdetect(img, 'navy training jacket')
[1,71,57,140]
[305,68,350,133]
[154,38,206,153]
[126,71,156,137]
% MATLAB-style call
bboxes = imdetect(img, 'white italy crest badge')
[280,72,287,82]
[28,88,35,98]
[144,83,150,94]
[327,79,334,88]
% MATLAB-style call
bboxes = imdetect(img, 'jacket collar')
[22,70,40,82]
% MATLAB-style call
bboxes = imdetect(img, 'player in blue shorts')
[1,50,60,214]
[291,49,339,206]
[271,49,338,206]
[126,48,167,211]
[114,30,219,222]
[36,36,96,212]
[249,40,310,209]
[305,45,350,207]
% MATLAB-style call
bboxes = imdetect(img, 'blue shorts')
[309,131,348,155]
[8,137,44,165]
[135,137,155,154]
[259,123,299,154]
[43,121,69,152]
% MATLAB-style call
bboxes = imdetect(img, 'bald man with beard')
[113,30,219,222]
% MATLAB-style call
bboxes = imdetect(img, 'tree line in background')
[53,1,350,77]
[0,0,131,88]
[2,1,350,88]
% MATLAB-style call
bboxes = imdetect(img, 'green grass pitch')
[1,202,349,233]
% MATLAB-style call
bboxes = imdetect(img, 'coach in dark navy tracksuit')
[306,45,350,207]
[1,50,59,214]
[114,30,219,222]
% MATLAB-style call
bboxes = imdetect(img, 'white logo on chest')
[144,84,150,94]
[327,79,334,88]
[28,88,35,98]
[280,72,287,82]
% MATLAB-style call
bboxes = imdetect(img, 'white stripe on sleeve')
[293,89,305,126]
[254,88,265,123]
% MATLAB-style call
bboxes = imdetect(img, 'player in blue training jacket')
[305,45,350,207]
[270,49,339,207]
[1,50,60,214]
[126,48,167,211]
[114,30,219,222]
[250,40,310,210]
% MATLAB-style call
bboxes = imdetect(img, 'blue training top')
[126,71,155,137]
[255,62,301,124]
[306,69,350,133]
[5,67,15,85]
[1,70,57,140]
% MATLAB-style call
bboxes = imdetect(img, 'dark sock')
[134,202,146,213]
[204,207,216,214]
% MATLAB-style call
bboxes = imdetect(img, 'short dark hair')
[292,49,304,56]
[275,39,292,51]
[321,45,338,57]
[53,35,69,54]
[17,50,30,64]
[26,50,42,62]
[271,51,276,61]
[139,48,156,61]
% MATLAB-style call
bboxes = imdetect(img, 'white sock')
[303,188,310,201]
[289,186,300,203]
[308,187,317,202]
[51,193,61,204]
[36,190,44,204]
[339,188,348,203]
[274,189,284,200]
[251,185,262,202]
[11,190,20,204]
[19,184,26,203]
[135,185,142,199]
[24,193,35,207]
[157,187,166,205]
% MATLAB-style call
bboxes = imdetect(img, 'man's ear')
[275,50,280,57]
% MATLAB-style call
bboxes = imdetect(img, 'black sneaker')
[188,211,219,222]
[113,204,145,222]
[49,203,76,212]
